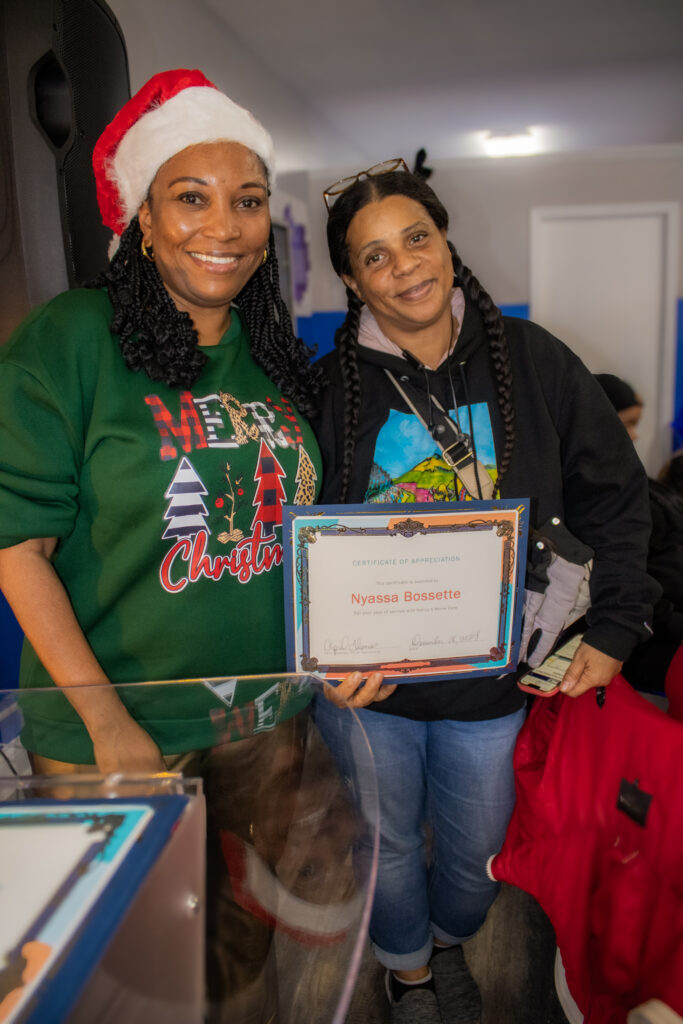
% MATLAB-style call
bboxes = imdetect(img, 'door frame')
[530,201,680,467]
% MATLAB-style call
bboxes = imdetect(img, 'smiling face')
[342,194,454,345]
[138,141,270,330]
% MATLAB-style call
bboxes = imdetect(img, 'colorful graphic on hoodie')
[365,402,497,503]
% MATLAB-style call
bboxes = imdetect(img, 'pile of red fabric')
[489,675,683,1023]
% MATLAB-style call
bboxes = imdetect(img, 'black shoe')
[385,969,442,1024]
[429,945,481,1024]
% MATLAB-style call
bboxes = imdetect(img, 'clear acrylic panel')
[0,675,379,1024]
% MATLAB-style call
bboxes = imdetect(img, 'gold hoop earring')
[262,248,268,265]
[141,239,155,262]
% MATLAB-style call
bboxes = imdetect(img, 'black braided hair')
[447,242,516,488]
[93,218,321,415]
[96,217,206,388]
[335,287,363,503]
[325,170,516,499]
[234,227,322,418]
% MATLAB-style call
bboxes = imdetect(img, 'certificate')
[282,500,529,684]
[0,798,187,1024]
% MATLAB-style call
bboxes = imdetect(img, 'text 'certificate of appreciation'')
[282,500,529,684]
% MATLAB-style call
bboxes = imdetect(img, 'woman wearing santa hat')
[0,69,331,775]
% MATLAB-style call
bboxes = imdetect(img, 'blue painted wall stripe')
[675,298,683,448]
[498,303,530,319]
[297,311,345,359]
[0,593,21,688]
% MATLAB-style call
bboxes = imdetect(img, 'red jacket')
[489,676,683,1023]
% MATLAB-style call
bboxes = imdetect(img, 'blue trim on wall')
[0,593,21,689]
[498,303,530,320]
[674,298,683,449]
[297,312,345,360]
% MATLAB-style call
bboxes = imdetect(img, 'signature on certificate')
[323,636,380,656]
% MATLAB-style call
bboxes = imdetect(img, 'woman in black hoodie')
[312,163,657,1024]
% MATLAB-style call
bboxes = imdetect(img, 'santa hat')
[93,68,275,244]
[220,830,364,947]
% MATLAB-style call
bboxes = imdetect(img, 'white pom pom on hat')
[93,68,275,246]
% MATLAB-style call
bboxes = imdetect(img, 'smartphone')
[517,632,584,697]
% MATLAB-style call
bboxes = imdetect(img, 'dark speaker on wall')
[0,0,130,342]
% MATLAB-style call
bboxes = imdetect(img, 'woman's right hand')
[0,538,167,775]
[324,671,397,709]
[90,714,166,774]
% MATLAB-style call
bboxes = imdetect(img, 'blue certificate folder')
[282,499,529,684]
[0,795,188,1024]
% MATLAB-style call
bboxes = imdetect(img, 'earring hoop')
[262,248,268,265]
[141,239,155,262]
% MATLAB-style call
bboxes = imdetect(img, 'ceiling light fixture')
[482,129,541,158]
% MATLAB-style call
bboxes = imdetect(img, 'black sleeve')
[547,340,660,660]
[647,483,683,612]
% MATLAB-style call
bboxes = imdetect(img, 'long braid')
[93,223,321,410]
[336,288,363,502]
[236,230,322,418]
[96,218,207,388]
[449,243,515,489]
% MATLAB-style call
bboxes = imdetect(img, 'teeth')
[191,252,237,265]
[403,282,429,296]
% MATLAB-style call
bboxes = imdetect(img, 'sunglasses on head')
[323,158,409,211]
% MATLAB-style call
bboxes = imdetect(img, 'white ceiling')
[203,0,683,165]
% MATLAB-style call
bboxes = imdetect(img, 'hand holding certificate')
[283,500,529,684]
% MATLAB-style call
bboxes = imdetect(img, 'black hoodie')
[312,296,658,721]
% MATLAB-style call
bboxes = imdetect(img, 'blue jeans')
[313,698,525,971]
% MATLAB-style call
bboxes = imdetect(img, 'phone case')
[517,673,561,697]
[517,633,584,697]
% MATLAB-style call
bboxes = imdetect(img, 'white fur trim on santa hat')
[110,86,275,228]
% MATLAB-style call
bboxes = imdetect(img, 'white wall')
[108,0,365,174]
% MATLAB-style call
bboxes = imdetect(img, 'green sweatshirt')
[0,289,320,761]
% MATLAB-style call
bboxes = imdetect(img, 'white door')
[530,202,679,475]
